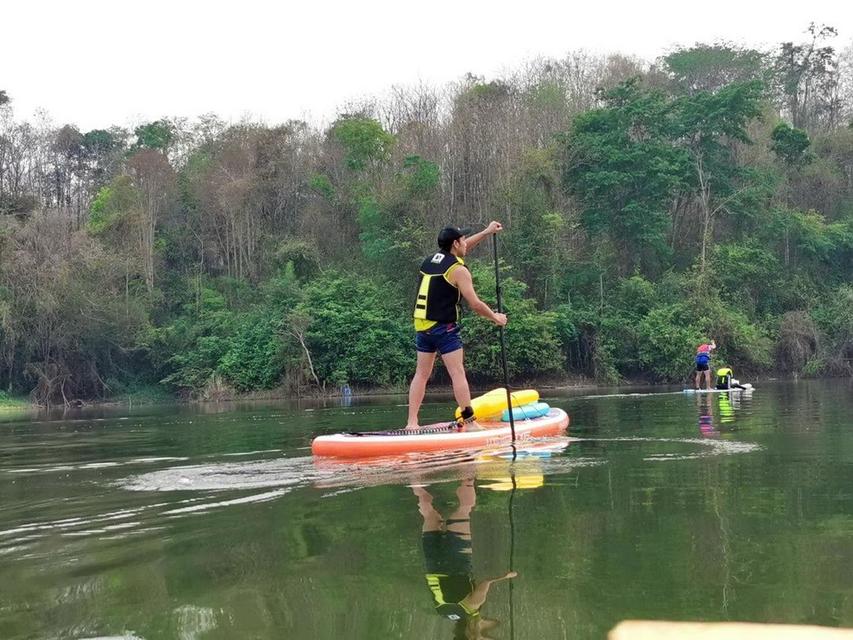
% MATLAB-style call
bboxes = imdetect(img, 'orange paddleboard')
[311,408,569,458]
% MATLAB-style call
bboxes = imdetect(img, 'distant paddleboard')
[683,384,754,394]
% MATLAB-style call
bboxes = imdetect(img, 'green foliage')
[461,263,562,381]
[674,80,764,147]
[309,174,335,200]
[636,302,705,380]
[297,273,411,386]
[553,265,773,382]
[710,242,783,314]
[686,293,773,372]
[562,80,688,274]
[400,156,440,196]
[771,122,812,165]
[154,286,235,392]
[564,78,766,286]
[331,116,395,171]
[662,44,766,94]
[4,55,853,400]
[771,24,839,130]
[525,81,567,111]
[554,303,622,383]
[152,269,304,394]
[355,156,438,285]
[790,209,852,261]
[88,176,137,234]
[809,285,853,375]
[456,78,512,112]
[356,195,386,261]
[613,275,658,319]
[775,311,819,373]
[503,148,567,304]
[82,129,119,154]
[272,240,321,281]
[217,312,284,391]
[133,120,174,151]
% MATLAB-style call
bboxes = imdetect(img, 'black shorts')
[422,530,472,575]
[416,322,463,355]
[696,362,710,372]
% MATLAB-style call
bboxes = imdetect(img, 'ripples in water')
[0,434,761,564]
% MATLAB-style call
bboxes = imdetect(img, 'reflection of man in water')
[412,478,517,639]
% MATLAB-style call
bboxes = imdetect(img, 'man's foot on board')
[404,424,419,431]
[462,420,485,432]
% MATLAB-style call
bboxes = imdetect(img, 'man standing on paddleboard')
[694,339,716,390]
[406,221,507,431]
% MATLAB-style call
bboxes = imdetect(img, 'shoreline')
[4,373,847,411]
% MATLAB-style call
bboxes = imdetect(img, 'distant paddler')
[693,339,716,390]
[714,366,751,390]
[406,222,507,432]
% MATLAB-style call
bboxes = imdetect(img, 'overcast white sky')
[3,0,851,131]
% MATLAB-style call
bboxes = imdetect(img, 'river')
[1,379,851,639]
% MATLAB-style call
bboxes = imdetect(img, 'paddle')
[492,232,518,635]
[493,234,517,448]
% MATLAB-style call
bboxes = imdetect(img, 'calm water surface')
[1,380,852,639]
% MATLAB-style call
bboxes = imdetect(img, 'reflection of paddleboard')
[311,408,569,458]
[311,436,573,490]
[683,385,754,394]
[476,437,571,491]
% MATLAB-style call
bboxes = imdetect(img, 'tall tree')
[773,24,842,131]
[673,80,765,281]
[662,43,766,95]
[561,79,688,276]
[127,149,176,293]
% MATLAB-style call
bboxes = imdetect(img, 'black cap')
[437,225,472,250]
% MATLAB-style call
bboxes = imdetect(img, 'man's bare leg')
[446,477,475,541]
[412,486,443,533]
[441,348,483,431]
[406,351,436,429]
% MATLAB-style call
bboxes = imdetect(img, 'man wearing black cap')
[407,221,507,431]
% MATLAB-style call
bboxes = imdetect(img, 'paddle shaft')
[493,235,516,445]
[494,233,517,638]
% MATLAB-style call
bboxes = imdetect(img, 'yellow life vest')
[413,252,464,331]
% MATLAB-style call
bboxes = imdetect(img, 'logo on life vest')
[431,253,444,264]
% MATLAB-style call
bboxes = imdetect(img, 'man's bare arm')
[452,267,507,326]
[464,221,503,251]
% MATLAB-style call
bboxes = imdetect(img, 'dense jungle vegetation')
[1,27,852,405]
